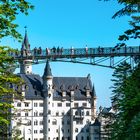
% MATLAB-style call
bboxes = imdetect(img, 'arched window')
[75,111,78,115]
[17,102,21,107]
[87,136,89,140]
[67,120,70,125]
[27,129,31,134]
[52,119,57,125]
[81,136,84,140]
[48,110,51,115]
[75,128,78,133]
[86,111,89,116]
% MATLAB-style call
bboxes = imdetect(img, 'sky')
[1,0,139,110]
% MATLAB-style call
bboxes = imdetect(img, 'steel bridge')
[13,46,140,68]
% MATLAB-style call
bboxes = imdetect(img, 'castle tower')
[42,61,53,140]
[91,84,97,120]
[20,29,32,74]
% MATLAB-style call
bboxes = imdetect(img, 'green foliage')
[0,46,24,138]
[100,0,140,46]
[0,0,34,41]
[110,62,140,140]
[0,0,33,138]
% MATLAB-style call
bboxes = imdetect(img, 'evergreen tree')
[110,62,140,140]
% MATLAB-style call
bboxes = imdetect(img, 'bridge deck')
[13,46,140,60]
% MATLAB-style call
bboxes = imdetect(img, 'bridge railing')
[10,46,140,59]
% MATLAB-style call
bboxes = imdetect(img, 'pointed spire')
[85,81,90,90]
[43,61,52,78]
[92,84,97,98]
[21,26,30,50]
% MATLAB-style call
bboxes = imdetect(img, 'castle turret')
[20,29,32,74]
[42,61,53,140]
[91,84,97,120]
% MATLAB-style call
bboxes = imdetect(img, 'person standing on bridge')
[71,46,74,55]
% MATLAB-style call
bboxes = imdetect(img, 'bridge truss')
[13,46,140,69]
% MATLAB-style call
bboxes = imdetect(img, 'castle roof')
[43,61,52,78]
[17,74,95,100]
[21,30,30,50]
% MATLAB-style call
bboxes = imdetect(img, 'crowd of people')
[9,46,137,58]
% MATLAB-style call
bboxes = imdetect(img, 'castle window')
[86,111,89,116]
[57,103,62,107]
[39,103,43,107]
[25,102,29,107]
[34,111,38,116]
[81,128,84,132]
[82,103,87,107]
[81,136,84,140]
[76,136,78,140]
[25,112,28,116]
[75,128,78,133]
[17,113,21,117]
[66,103,70,107]
[34,130,37,134]
[62,112,65,116]
[27,129,31,134]
[34,103,38,107]
[56,129,58,132]
[62,121,64,125]
[52,119,57,125]
[67,120,70,125]
[74,103,78,107]
[35,91,37,96]
[39,112,43,116]
[48,110,51,115]
[40,120,43,125]
[56,112,59,116]
[75,111,78,115]
[17,102,21,107]
[86,128,89,132]
[27,120,31,125]
[87,136,89,140]
[40,129,43,133]
[34,120,38,125]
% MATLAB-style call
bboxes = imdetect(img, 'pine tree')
[110,62,140,140]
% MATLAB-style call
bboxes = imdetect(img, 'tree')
[0,0,33,139]
[110,62,140,140]
[0,0,34,41]
[100,0,140,47]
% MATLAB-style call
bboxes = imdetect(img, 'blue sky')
[1,0,139,110]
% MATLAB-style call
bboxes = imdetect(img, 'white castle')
[10,31,100,140]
